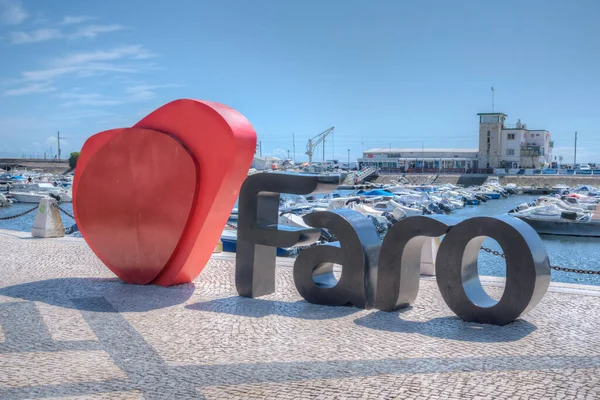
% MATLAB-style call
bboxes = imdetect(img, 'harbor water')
[1,196,600,286]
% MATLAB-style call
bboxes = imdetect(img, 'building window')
[487,130,491,136]
[508,133,515,140]
[507,149,515,156]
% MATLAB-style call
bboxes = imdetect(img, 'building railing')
[520,145,543,156]
[375,167,493,175]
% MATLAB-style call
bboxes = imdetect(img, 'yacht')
[510,203,600,237]
[8,183,72,203]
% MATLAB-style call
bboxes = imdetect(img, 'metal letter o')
[435,216,550,326]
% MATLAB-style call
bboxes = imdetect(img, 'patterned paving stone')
[1,229,600,399]
[0,350,127,389]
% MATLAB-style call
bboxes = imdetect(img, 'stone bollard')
[32,197,65,238]
[420,237,439,276]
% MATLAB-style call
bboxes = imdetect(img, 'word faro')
[235,173,551,326]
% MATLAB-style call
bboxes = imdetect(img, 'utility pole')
[491,86,495,112]
[347,149,350,169]
[57,131,66,160]
[421,142,424,173]
[287,149,290,160]
[292,133,296,164]
[574,131,577,167]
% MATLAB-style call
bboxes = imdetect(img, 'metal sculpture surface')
[74,99,256,286]
[293,209,381,308]
[376,216,451,311]
[236,173,339,297]
[235,172,551,325]
[436,216,550,325]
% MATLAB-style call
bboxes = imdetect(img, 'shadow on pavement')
[354,309,537,342]
[186,296,360,320]
[0,277,195,312]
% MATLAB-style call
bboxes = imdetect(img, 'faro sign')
[236,173,551,326]
[74,99,550,327]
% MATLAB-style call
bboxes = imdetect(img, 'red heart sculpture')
[73,99,257,286]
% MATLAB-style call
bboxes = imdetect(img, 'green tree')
[69,152,80,169]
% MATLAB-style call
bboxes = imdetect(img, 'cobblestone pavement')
[1,229,600,399]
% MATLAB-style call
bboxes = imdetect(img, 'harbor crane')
[305,127,335,168]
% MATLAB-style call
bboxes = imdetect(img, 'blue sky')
[0,0,599,162]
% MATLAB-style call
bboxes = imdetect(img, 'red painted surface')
[75,128,196,284]
[73,99,257,286]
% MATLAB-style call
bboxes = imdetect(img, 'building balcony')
[520,145,543,156]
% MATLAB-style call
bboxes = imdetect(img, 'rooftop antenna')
[491,86,495,113]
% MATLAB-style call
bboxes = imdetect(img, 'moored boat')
[509,203,600,237]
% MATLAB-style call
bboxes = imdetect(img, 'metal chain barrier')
[225,222,238,230]
[0,205,39,220]
[54,203,75,220]
[481,246,600,275]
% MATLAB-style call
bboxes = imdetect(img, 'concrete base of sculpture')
[32,198,65,238]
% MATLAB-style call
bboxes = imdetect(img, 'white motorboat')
[8,192,49,204]
[8,182,72,203]
[509,203,600,237]
[536,196,596,212]
[370,200,422,218]
[0,193,13,207]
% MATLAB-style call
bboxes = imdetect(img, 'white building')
[478,113,552,169]
[358,148,477,172]
[359,112,552,171]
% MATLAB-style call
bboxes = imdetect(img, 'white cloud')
[124,84,182,102]
[22,63,141,82]
[4,82,55,96]
[10,28,62,43]
[53,84,181,107]
[9,24,125,44]
[46,136,57,146]
[10,45,156,86]
[58,92,122,107]
[71,24,124,39]
[53,45,154,67]
[0,0,27,25]
[60,15,94,25]
[4,43,168,102]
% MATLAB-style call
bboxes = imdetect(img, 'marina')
[3,173,600,286]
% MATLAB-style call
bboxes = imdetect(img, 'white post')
[32,197,65,238]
